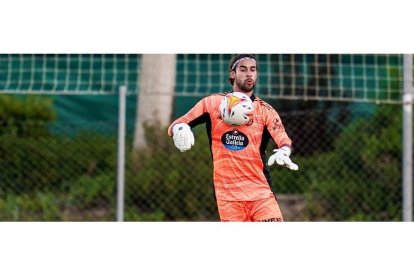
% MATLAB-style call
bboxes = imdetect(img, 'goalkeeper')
[167,54,298,222]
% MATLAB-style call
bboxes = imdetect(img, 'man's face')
[231,59,257,93]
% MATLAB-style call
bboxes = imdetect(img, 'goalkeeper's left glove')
[267,146,299,171]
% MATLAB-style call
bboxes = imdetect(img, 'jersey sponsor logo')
[271,118,284,131]
[261,217,282,222]
[221,130,249,151]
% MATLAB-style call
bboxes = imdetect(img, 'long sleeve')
[264,106,292,149]
[167,97,209,137]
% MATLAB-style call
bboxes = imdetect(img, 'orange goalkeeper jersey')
[167,92,292,201]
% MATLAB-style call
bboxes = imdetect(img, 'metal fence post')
[403,54,413,221]
[117,85,127,221]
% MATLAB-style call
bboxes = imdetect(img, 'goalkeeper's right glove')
[172,123,195,152]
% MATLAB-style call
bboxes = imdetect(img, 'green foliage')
[0,178,116,221]
[127,123,218,221]
[0,94,55,137]
[66,174,116,210]
[0,94,56,193]
[124,208,166,221]
[0,93,405,221]
[304,104,402,221]
[0,132,118,220]
[0,94,118,220]
[0,191,63,221]
[0,133,117,193]
[270,151,336,194]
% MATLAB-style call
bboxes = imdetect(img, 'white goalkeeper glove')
[267,146,299,171]
[172,123,195,152]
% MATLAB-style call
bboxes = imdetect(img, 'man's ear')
[230,70,236,80]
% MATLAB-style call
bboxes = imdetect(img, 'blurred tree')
[134,54,176,149]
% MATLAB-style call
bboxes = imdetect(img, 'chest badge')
[221,130,249,151]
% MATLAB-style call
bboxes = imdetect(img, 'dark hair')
[228,54,258,85]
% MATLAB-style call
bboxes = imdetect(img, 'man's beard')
[236,78,256,92]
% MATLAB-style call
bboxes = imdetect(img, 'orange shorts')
[216,193,284,222]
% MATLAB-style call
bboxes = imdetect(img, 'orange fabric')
[217,194,284,222]
[168,93,292,201]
